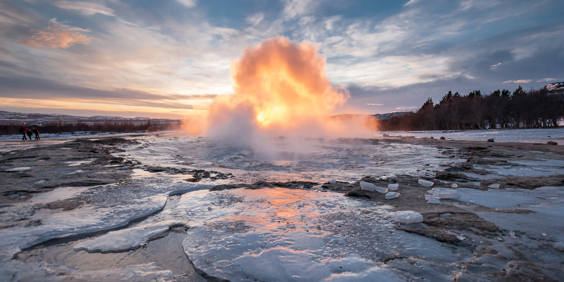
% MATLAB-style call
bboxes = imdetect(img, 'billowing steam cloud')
[185,37,375,139]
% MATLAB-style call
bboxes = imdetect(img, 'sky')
[0,0,563,118]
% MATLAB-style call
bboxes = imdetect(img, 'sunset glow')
[1,0,563,117]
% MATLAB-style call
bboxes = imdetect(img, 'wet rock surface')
[0,137,137,204]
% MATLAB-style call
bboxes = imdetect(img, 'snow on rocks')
[385,192,400,200]
[488,183,500,189]
[429,188,459,199]
[388,183,399,190]
[424,188,458,204]
[418,179,434,188]
[74,220,186,252]
[392,211,424,224]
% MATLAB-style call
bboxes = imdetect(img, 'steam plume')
[185,37,376,139]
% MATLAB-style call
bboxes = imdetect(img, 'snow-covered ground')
[381,127,564,144]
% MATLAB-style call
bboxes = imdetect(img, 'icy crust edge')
[73,220,187,253]
[0,194,168,261]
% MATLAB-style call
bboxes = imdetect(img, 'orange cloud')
[20,18,91,49]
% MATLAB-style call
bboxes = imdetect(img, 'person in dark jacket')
[32,127,40,140]
[20,124,28,140]
[26,128,33,140]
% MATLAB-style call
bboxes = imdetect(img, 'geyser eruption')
[186,37,375,139]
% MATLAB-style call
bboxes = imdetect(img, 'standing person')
[26,128,33,140]
[32,127,40,140]
[20,124,28,140]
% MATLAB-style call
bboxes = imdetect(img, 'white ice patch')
[428,188,459,199]
[66,158,97,167]
[385,192,400,199]
[418,179,433,188]
[5,167,31,172]
[360,181,375,191]
[379,128,564,144]
[74,220,185,252]
[392,211,423,223]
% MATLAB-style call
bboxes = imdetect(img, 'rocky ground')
[0,135,563,281]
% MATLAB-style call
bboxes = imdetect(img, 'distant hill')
[0,111,180,126]
[373,112,409,120]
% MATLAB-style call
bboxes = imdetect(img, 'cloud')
[490,62,502,69]
[176,0,197,8]
[298,16,315,26]
[324,16,341,31]
[2,0,564,117]
[537,78,557,82]
[19,18,91,49]
[366,103,383,106]
[327,54,458,88]
[503,79,532,84]
[247,13,264,26]
[404,0,422,7]
[282,0,318,19]
[54,1,114,16]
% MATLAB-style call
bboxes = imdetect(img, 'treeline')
[378,86,564,131]
[0,121,180,136]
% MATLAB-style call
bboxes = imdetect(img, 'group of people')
[20,124,40,140]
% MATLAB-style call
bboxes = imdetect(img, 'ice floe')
[74,220,186,252]
[392,211,423,223]
[0,194,168,260]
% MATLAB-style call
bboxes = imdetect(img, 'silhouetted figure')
[26,129,33,140]
[20,125,28,140]
[32,128,40,140]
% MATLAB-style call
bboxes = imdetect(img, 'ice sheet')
[380,127,564,144]
[455,187,564,241]
[180,188,472,281]
[0,194,168,260]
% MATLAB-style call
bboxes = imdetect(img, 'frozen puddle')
[455,187,564,242]
[180,188,471,281]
